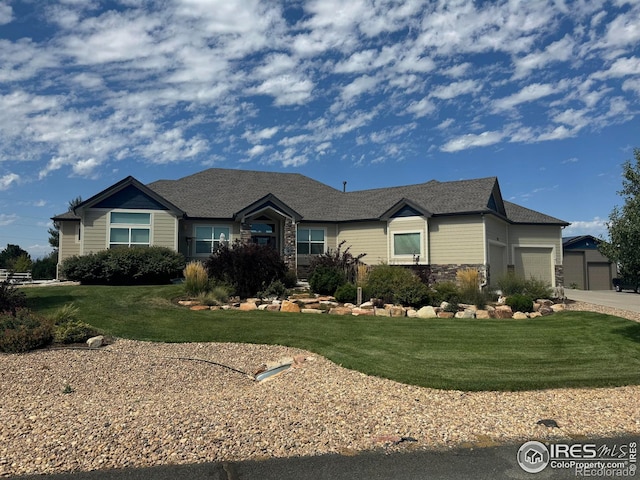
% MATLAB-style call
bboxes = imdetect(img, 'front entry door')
[250,222,277,250]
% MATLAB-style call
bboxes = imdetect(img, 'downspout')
[480,214,488,288]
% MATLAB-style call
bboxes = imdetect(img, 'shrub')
[0,309,53,353]
[309,241,366,284]
[309,265,346,295]
[522,276,553,299]
[494,272,553,299]
[61,247,185,285]
[430,281,460,306]
[456,267,479,291]
[365,264,430,307]
[31,252,58,280]
[505,293,534,313]
[0,281,27,315]
[49,303,101,344]
[258,279,288,299]
[184,261,209,296]
[334,283,357,303]
[205,241,288,299]
[495,272,526,296]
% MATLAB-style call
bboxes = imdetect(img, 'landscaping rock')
[239,302,258,311]
[455,309,475,319]
[538,306,554,316]
[329,306,352,315]
[374,307,390,317]
[351,307,374,316]
[301,308,324,314]
[406,309,418,318]
[190,305,211,311]
[437,311,455,318]
[266,304,281,312]
[512,311,528,320]
[475,310,491,319]
[280,300,301,313]
[529,312,542,318]
[494,305,513,319]
[389,306,406,317]
[86,336,104,348]
[416,306,437,319]
[551,304,566,312]
[178,300,200,306]
[359,301,374,309]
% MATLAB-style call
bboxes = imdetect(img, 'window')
[393,232,421,256]
[297,228,325,254]
[195,226,230,254]
[109,212,151,248]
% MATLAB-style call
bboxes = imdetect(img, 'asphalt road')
[565,288,640,313]
[11,436,639,480]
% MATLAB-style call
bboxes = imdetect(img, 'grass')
[25,284,640,391]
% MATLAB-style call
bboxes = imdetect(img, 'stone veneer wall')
[555,265,564,287]
[428,264,485,284]
[283,219,296,271]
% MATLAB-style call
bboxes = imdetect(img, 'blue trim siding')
[392,205,423,218]
[93,185,169,210]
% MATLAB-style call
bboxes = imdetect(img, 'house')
[563,235,615,290]
[53,168,569,287]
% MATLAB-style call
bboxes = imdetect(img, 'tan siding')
[58,221,81,262]
[337,221,386,265]
[82,209,109,254]
[508,225,563,264]
[429,215,484,264]
[388,216,427,264]
[152,211,178,249]
[485,215,508,244]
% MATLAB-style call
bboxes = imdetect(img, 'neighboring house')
[53,168,569,287]
[563,235,615,290]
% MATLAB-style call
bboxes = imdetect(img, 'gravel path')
[2,303,640,477]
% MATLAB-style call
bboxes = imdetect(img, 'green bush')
[309,265,346,295]
[495,272,552,299]
[31,252,58,280]
[308,241,366,284]
[0,281,27,315]
[0,309,53,353]
[334,283,357,303]
[505,293,534,313]
[430,281,460,306]
[365,264,430,307]
[61,247,185,285]
[49,303,100,344]
[258,279,288,299]
[205,241,289,299]
[522,277,553,299]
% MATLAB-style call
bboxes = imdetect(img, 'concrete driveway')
[565,288,640,313]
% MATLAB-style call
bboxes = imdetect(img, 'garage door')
[488,244,506,286]
[514,247,553,285]
[563,251,585,289]
[587,262,612,290]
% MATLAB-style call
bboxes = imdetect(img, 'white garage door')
[514,247,553,285]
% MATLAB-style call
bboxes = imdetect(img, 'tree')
[598,148,640,289]
[0,244,31,270]
[48,196,83,250]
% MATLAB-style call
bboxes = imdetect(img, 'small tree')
[599,148,640,289]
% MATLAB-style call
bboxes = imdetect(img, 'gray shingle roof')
[54,168,569,226]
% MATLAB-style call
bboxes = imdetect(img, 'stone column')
[283,218,297,272]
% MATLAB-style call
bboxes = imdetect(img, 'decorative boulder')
[239,302,258,311]
[416,306,437,319]
[280,300,301,313]
[512,311,528,320]
[494,305,513,319]
[87,335,105,348]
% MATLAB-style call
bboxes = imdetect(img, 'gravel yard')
[1,301,640,477]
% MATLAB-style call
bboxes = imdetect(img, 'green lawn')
[25,284,640,391]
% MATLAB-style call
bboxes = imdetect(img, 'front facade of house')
[54,169,569,287]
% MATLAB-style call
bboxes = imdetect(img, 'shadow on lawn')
[614,322,640,343]
[27,294,76,311]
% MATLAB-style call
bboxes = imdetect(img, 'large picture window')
[297,228,325,254]
[195,226,230,254]
[109,212,151,248]
[393,232,421,256]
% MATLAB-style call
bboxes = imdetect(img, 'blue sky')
[1,0,639,258]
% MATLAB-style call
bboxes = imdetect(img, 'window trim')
[108,210,152,249]
[296,227,326,255]
[192,224,232,257]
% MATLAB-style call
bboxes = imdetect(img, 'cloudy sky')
[1,0,639,258]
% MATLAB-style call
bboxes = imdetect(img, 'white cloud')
[563,217,608,238]
[0,173,20,190]
[251,75,314,106]
[440,131,504,152]
[247,144,268,157]
[0,2,12,25]
[430,80,481,100]
[513,34,575,79]
[493,83,558,111]
[0,213,18,226]
[406,98,435,118]
[592,56,640,79]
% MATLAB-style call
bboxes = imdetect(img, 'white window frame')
[192,225,231,257]
[108,211,152,249]
[297,227,326,255]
